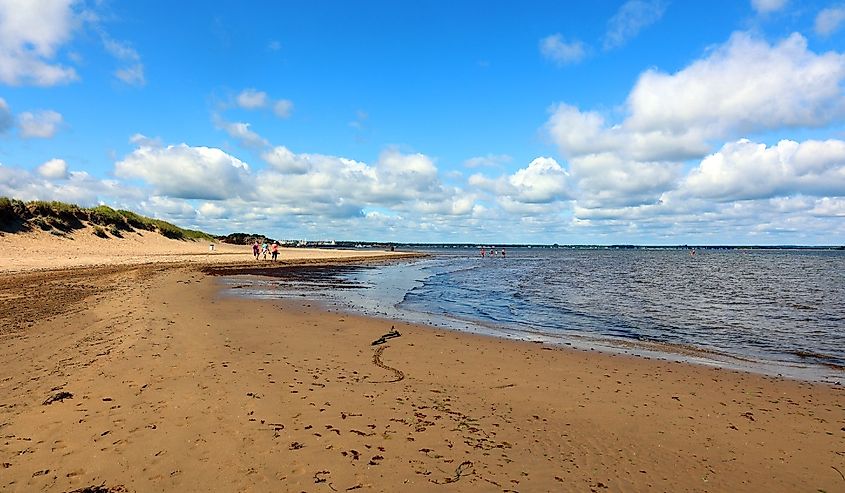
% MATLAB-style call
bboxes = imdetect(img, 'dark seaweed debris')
[371,327,401,346]
[66,483,127,493]
[43,391,73,405]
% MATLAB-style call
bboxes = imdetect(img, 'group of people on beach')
[253,240,279,261]
[480,247,505,258]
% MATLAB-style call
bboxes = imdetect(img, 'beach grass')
[0,197,216,241]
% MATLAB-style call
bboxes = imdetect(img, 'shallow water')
[222,248,845,383]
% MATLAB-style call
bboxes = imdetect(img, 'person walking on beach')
[252,241,260,260]
[261,241,269,260]
[271,242,279,261]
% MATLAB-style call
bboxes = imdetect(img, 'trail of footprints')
[205,337,539,491]
[0,269,689,492]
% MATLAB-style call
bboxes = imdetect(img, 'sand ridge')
[0,228,413,274]
[1,259,844,491]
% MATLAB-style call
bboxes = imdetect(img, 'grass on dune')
[0,197,216,241]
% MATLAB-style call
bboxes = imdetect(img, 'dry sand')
[0,228,409,274]
[1,231,844,492]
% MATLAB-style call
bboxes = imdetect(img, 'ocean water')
[222,248,845,383]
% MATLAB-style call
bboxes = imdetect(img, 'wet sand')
[1,257,844,491]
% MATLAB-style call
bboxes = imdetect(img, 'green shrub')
[87,205,128,228]
[117,210,155,231]
[92,225,108,238]
[12,199,27,216]
[33,217,52,231]
[45,216,71,232]
[0,197,28,232]
[0,197,17,222]
[150,219,185,240]
[180,228,216,241]
[26,200,55,217]
[48,201,80,215]
[108,224,123,238]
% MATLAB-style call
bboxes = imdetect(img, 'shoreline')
[220,271,845,386]
[2,260,844,491]
[214,260,845,386]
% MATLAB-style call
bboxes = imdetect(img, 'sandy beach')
[0,228,411,274]
[1,232,844,492]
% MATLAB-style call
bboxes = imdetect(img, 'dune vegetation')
[0,197,215,241]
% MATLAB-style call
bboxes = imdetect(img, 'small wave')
[790,350,845,369]
[787,303,817,311]
[224,249,845,383]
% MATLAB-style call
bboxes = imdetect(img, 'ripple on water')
[224,249,845,383]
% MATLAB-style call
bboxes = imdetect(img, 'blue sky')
[1,0,844,244]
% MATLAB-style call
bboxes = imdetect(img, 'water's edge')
[218,252,845,385]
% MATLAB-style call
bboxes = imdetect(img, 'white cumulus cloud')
[0,0,80,86]
[37,158,68,179]
[115,140,251,200]
[545,31,845,208]
[625,32,845,137]
[18,110,63,138]
[261,146,312,174]
[811,197,845,217]
[469,157,573,208]
[255,146,469,219]
[507,157,572,204]
[0,164,133,206]
[681,138,845,201]
[112,133,471,226]
[198,201,228,219]
[139,195,197,219]
[571,153,681,208]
